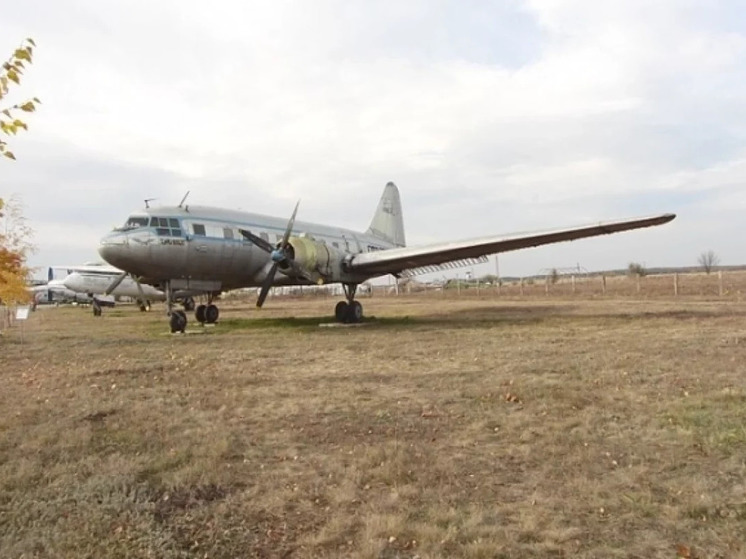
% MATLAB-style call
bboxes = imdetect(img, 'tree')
[1,38,40,161]
[627,262,646,277]
[1,39,39,307]
[698,250,720,274]
[0,196,33,305]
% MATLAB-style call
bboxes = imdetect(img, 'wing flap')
[348,213,676,276]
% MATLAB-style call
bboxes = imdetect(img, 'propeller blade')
[104,271,127,295]
[280,200,300,248]
[239,229,274,253]
[256,262,279,308]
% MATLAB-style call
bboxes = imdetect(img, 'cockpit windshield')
[118,216,150,230]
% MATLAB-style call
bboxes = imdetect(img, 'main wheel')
[205,304,219,324]
[195,304,207,324]
[347,301,363,323]
[335,301,349,322]
[170,310,187,333]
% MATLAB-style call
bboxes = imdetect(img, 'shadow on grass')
[211,306,559,333]
[215,315,419,332]
[158,303,741,335]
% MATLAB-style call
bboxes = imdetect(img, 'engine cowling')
[284,236,345,282]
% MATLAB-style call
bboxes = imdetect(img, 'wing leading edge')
[348,213,676,276]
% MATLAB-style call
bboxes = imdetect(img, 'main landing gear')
[195,301,219,325]
[165,283,221,333]
[334,283,364,324]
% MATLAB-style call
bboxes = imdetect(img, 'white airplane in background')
[58,264,164,314]
[29,278,92,305]
[46,263,194,315]
[99,182,675,332]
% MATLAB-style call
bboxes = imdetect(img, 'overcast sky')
[3,0,745,279]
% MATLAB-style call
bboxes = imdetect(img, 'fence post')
[545,277,549,295]
[572,275,576,294]
[718,270,723,297]
[601,275,606,295]
[673,273,678,297]
[519,278,524,296]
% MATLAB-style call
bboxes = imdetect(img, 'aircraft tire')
[170,310,187,333]
[205,304,219,324]
[195,304,207,324]
[335,301,348,322]
[347,301,363,323]
[183,297,195,311]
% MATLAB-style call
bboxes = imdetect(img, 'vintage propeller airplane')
[98,182,675,332]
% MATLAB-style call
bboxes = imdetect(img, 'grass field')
[1,295,745,558]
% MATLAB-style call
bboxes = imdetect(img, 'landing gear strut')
[165,281,187,333]
[334,283,363,323]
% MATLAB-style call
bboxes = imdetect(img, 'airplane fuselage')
[99,205,394,292]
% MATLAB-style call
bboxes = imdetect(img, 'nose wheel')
[335,283,363,323]
[170,310,187,333]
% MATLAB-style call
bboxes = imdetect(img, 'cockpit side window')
[193,224,206,236]
[122,216,149,229]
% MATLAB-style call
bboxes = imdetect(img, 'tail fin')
[366,181,406,247]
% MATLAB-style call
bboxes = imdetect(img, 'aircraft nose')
[98,232,129,268]
[62,273,83,292]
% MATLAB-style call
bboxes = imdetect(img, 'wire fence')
[373,270,745,300]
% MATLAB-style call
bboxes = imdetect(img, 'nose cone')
[98,232,129,269]
[62,272,84,292]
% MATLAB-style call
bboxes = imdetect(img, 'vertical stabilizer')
[367,182,406,247]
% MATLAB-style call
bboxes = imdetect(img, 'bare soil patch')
[1,296,745,558]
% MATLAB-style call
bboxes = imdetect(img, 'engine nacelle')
[286,236,346,282]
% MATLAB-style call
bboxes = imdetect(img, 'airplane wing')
[51,264,122,275]
[348,213,676,276]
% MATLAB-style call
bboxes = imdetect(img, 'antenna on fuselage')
[178,190,190,208]
[144,198,156,208]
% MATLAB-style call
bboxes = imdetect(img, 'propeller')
[239,201,318,308]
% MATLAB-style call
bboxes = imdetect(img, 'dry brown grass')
[1,294,746,558]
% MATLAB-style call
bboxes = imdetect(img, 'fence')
[369,270,746,301]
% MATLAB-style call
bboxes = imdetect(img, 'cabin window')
[156,228,170,236]
[169,218,180,228]
[193,224,206,236]
[223,227,234,240]
[332,242,339,249]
